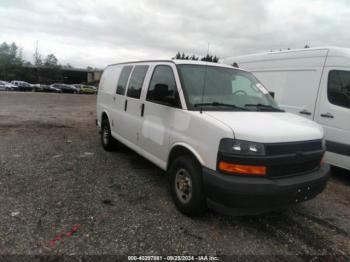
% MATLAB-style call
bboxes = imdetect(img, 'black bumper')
[202,164,330,215]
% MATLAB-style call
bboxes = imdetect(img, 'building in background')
[16,65,102,86]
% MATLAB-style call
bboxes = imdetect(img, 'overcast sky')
[0,0,349,68]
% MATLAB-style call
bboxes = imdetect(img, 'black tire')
[169,155,206,216]
[101,118,117,151]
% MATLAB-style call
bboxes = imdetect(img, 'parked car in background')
[51,83,79,94]
[10,81,33,91]
[223,46,350,171]
[32,84,61,93]
[0,81,17,91]
[45,85,62,93]
[72,84,81,93]
[79,85,97,94]
[32,84,45,92]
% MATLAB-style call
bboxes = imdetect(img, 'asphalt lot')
[0,92,349,259]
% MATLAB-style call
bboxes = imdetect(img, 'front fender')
[168,142,206,167]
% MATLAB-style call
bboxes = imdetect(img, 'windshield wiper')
[244,103,284,112]
[194,102,249,111]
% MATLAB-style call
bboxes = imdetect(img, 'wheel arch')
[101,110,111,124]
[167,143,205,171]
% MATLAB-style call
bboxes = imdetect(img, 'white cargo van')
[223,47,350,171]
[96,60,329,216]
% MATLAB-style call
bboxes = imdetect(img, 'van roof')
[222,46,350,64]
[107,59,245,71]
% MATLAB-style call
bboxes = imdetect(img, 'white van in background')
[97,60,329,216]
[223,47,350,171]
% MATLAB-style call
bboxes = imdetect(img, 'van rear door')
[316,68,350,169]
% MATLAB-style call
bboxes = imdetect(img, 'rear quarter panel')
[96,66,122,127]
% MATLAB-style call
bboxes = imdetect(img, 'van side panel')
[315,65,350,170]
[253,69,322,119]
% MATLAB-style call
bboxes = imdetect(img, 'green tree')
[0,42,24,80]
[173,52,212,62]
[44,54,58,67]
[200,54,219,63]
[231,62,239,68]
[173,52,181,59]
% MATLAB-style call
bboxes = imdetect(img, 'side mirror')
[269,91,275,98]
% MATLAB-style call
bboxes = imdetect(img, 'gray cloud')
[0,0,349,68]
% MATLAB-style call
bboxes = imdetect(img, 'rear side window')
[147,65,180,107]
[126,65,149,99]
[116,66,132,95]
[328,70,350,109]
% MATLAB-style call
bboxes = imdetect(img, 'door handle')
[113,96,116,102]
[140,103,145,117]
[320,113,334,118]
[124,100,128,111]
[299,109,311,115]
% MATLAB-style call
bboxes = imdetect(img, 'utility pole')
[34,40,39,82]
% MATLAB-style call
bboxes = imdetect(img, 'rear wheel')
[169,155,206,216]
[101,118,117,151]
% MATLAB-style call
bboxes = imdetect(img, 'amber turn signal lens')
[219,161,266,176]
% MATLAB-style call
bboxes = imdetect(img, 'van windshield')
[177,64,282,112]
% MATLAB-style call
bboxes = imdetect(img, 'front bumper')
[202,163,330,215]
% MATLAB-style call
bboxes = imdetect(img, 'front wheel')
[169,155,206,216]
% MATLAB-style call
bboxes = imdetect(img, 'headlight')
[219,138,266,156]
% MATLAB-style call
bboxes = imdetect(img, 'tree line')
[0,41,92,83]
[172,52,219,62]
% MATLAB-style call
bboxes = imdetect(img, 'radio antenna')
[200,42,210,114]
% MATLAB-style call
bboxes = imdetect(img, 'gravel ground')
[0,92,349,260]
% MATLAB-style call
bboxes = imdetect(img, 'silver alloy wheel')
[175,168,192,204]
[102,126,109,145]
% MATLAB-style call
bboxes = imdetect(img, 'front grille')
[218,139,324,178]
[267,159,321,178]
[265,140,322,155]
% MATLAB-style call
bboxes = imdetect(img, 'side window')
[328,70,350,109]
[146,65,180,107]
[126,65,149,99]
[116,66,132,95]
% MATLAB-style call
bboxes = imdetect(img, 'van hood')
[204,111,323,143]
